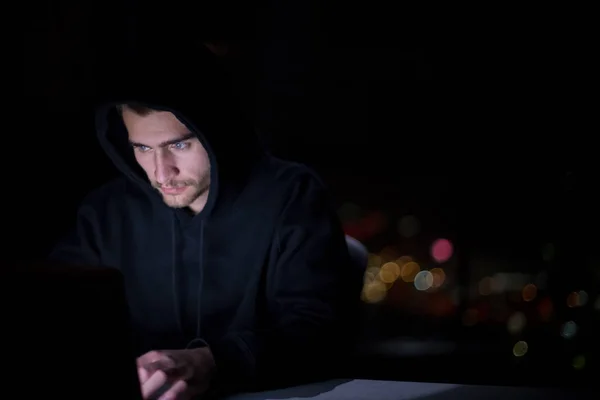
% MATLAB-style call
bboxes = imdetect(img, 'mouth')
[160,186,188,195]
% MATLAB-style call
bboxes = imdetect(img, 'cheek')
[182,151,210,179]
[134,154,155,177]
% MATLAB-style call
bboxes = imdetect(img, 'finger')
[157,379,188,400]
[157,351,192,380]
[141,370,168,399]
[138,367,149,384]
[144,358,177,377]
[137,351,164,368]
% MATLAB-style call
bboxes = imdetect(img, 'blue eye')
[172,142,189,150]
[136,145,151,153]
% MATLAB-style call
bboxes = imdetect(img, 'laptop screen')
[4,263,143,399]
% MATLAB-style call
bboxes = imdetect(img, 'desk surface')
[226,379,588,400]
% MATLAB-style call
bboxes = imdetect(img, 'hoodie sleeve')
[206,172,360,393]
[48,201,103,267]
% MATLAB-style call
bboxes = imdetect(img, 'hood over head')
[94,43,264,216]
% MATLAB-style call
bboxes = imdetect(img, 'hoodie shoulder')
[266,158,329,196]
[82,177,129,206]
[246,157,333,220]
[79,176,151,217]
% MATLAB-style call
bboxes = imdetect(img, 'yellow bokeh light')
[364,267,380,283]
[396,255,413,267]
[513,341,528,357]
[363,280,387,303]
[400,261,420,282]
[379,262,400,283]
[572,355,586,370]
[430,267,446,289]
[362,280,387,303]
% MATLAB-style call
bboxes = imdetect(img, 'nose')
[154,151,179,185]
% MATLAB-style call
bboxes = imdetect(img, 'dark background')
[21,0,597,388]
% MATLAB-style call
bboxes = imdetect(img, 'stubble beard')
[152,175,210,209]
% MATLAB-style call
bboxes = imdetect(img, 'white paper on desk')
[226,379,461,400]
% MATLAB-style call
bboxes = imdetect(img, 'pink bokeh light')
[431,238,453,263]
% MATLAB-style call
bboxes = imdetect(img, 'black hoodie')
[49,48,360,392]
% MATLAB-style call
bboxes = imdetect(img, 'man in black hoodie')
[50,48,360,398]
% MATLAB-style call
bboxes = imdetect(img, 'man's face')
[122,108,211,213]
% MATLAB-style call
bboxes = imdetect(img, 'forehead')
[123,110,191,144]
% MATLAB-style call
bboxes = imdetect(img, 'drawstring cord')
[170,213,185,335]
[170,212,205,341]
[196,221,205,338]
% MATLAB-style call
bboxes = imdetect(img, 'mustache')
[152,180,197,189]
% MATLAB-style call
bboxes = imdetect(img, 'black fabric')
[50,46,361,393]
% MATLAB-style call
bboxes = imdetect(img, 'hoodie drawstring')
[170,214,185,335]
[170,213,205,341]
[196,221,205,338]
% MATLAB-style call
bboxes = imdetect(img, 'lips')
[160,186,187,195]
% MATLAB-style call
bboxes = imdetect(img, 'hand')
[137,347,215,400]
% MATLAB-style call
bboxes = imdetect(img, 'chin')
[164,188,206,209]
[165,201,193,209]
[165,202,189,209]
[162,195,194,209]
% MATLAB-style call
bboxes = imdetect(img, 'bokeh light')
[561,320,577,339]
[379,262,400,283]
[572,355,586,370]
[396,255,413,268]
[491,273,508,293]
[578,290,588,306]
[414,270,434,291]
[567,292,578,307]
[479,277,493,296]
[513,341,528,357]
[567,291,588,308]
[343,196,596,379]
[507,312,526,335]
[430,267,446,289]
[362,280,387,303]
[400,261,420,282]
[430,238,453,263]
[364,267,380,283]
[522,283,537,302]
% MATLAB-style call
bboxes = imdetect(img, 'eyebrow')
[129,133,196,148]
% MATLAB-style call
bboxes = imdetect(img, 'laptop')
[2,262,143,399]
